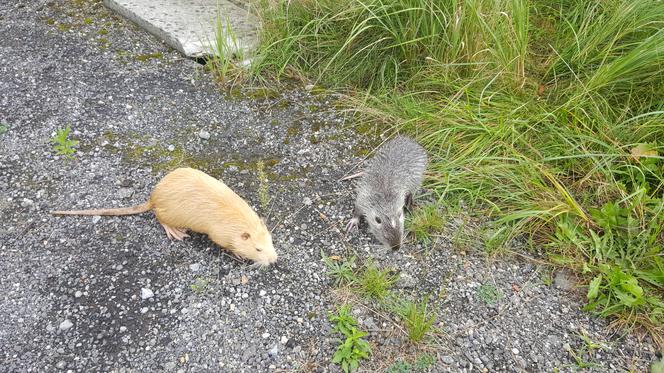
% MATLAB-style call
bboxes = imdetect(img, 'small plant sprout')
[328,304,372,373]
[477,284,504,305]
[321,250,357,286]
[51,126,78,159]
[358,261,398,300]
[190,277,209,294]
[395,297,436,343]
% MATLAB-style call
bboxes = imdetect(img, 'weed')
[414,353,435,369]
[483,225,511,255]
[541,268,554,287]
[256,160,270,212]
[252,0,664,340]
[477,284,503,306]
[0,123,7,135]
[206,10,245,83]
[358,261,398,300]
[190,277,209,294]
[393,297,436,343]
[321,251,357,286]
[386,353,436,372]
[563,329,606,369]
[50,126,78,159]
[329,304,372,372]
[406,204,444,244]
[386,360,410,373]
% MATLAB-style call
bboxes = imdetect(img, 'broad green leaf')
[587,275,602,300]
[614,289,638,306]
[621,277,643,298]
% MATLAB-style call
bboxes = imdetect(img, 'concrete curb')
[103,0,258,58]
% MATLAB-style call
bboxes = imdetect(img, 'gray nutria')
[346,135,428,249]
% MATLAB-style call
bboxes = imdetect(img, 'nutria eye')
[241,232,250,240]
[256,247,262,252]
[375,217,382,224]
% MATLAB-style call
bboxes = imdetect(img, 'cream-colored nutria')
[51,168,278,266]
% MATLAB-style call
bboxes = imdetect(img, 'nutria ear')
[241,232,250,240]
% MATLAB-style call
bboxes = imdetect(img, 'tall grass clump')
[252,0,664,343]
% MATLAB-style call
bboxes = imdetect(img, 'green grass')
[322,251,357,286]
[50,126,78,159]
[322,253,437,344]
[393,297,436,342]
[246,0,664,343]
[206,10,246,84]
[406,204,445,244]
[358,261,399,299]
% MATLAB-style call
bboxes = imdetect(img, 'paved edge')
[103,0,257,58]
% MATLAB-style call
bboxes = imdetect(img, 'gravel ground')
[0,1,660,372]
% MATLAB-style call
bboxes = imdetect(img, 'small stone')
[189,263,201,272]
[280,336,288,344]
[292,346,302,354]
[229,304,235,311]
[120,326,127,332]
[56,361,66,369]
[262,332,270,339]
[361,317,377,330]
[198,130,210,140]
[91,215,101,224]
[74,291,83,298]
[163,362,176,370]
[117,187,134,199]
[21,198,34,208]
[140,307,149,314]
[141,288,154,300]
[442,356,455,365]
[59,319,73,331]
[167,145,175,152]
[304,84,314,91]
[268,344,279,357]
[511,348,519,355]
[303,197,312,206]
[259,290,267,297]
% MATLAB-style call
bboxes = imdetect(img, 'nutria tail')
[51,201,152,216]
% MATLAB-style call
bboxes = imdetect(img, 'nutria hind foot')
[161,223,190,241]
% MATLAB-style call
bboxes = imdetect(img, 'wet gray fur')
[348,135,428,249]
